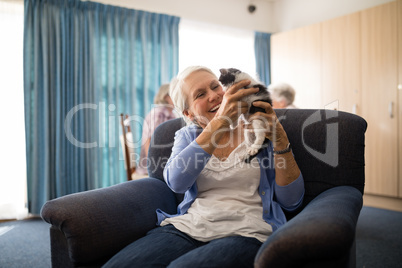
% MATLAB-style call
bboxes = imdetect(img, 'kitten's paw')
[247,148,259,156]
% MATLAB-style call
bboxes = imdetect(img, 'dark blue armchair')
[41,109,367,267]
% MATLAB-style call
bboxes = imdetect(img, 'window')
[0,0,28,220]
[179,19,256,78]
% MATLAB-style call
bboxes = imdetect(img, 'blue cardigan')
[156,125,305,232]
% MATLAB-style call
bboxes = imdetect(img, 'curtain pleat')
[254,32,271,86]
[24,0,180,214]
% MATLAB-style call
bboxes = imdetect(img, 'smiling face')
[183,70,224,128]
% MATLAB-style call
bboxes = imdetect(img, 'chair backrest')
[120,114,136,181]
[148,118,186,180]
[148,109,367,215]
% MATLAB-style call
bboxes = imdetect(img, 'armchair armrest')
[41,178,177,266]
[255,186,363,268]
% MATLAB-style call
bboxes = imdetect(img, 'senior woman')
[103,66,304,268]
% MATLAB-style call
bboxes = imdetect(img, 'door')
[321,13,361,114]
[361,1,398,197]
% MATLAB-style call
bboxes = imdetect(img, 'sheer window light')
[179,19,256,79]
[0,0,28,220]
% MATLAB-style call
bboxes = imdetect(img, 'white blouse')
[161,141,273,242]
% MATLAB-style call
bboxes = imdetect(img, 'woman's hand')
[250,101,301,186]
[214,80,259,127]
[248,101,289,151]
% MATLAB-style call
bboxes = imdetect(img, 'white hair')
[169,66,216,125]
[268,82,296,106]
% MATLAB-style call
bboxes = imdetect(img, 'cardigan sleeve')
[163,126,212,193]
[274,173,304,211]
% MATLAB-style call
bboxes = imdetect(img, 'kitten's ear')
[220,68,228,75]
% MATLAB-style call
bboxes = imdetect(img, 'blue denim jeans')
[102,224,262,268]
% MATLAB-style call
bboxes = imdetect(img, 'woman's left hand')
[248,101,289,151]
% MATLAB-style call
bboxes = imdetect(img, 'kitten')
[218,68,272,161]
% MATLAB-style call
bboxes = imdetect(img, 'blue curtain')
[254,32,271,86]
[23,0,180,214]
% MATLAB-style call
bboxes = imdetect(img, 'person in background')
[135,84,177,176]
[268,82,297,109]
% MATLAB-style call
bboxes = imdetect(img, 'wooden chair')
[120,114,136,181]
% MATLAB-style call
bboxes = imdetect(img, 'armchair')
[41,109,367,267]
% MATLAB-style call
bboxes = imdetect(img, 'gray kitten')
[219,68,272,160]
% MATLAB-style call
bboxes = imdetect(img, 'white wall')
[92,0,395,33]
[92,0,276,32]
[273,0,395,32]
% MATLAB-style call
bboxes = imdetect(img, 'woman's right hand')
[214,80,259,127]
[196,80,259,155]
